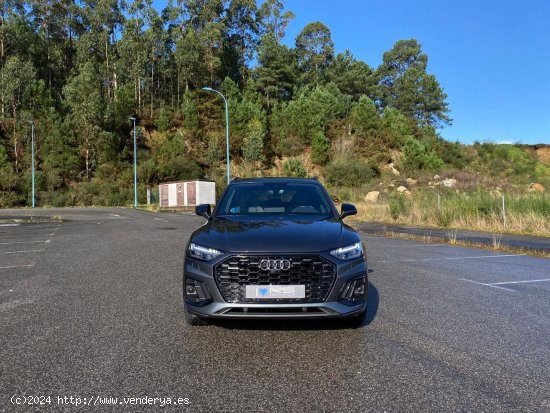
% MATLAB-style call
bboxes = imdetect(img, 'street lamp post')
[30,121,35,208]
[129,117,138,208]
[202,87,230,184]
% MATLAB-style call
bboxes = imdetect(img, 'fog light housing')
[339,277,366,305]
[185,278,212,306]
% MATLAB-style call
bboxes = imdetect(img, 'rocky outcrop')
[436,178,457,188]
[364,191,380,203]
[384,163,400,176]
[528,183,545,193]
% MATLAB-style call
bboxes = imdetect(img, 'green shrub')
[311,130,330,165]
[156,107,170,132]
[243,118,265,163]
[388,194,410,220]
[283,158,307,178]
[158,158,203,182]
[473,142,542,181]
[401,137,443,172]
[325,158,380,187]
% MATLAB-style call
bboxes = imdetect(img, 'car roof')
[230,177,320,185]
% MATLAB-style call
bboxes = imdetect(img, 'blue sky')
[154,0,550,144]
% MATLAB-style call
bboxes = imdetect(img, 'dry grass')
[354,195,550,237]
[381,231,550,258]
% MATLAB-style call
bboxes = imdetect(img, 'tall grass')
[355,189,550,236]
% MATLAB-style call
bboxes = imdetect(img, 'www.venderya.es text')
[10,395,190,407]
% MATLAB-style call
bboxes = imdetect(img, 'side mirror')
[339,203,357,220]
[195,204,211,219]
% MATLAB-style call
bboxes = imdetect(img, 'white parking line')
[460,278,516,292]
[0,224,19,227]
[380,254,526,263]
[0,233,54,239]
[380,244,448,248]
[491,278,550,285]
[0,264,35,270]
[1,226,59,232]
[0,240,50,245]
[154,218,169,223]
[0,249,44,254]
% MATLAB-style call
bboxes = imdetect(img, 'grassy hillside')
[225,140,550,235]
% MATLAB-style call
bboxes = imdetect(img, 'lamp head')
[202,87,213,91]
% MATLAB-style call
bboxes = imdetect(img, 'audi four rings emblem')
[259,259,291,271]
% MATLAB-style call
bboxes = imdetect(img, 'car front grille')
[214,255,336,303]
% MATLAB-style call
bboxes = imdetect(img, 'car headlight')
[188,243,222,261]
[330,242,363,260]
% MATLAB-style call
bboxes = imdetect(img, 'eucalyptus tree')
[295,21,333,86]
[63,61,104,180]
[257,0,294,41]
[223,0,258,85]
[77,0,124,102]
[0,56,35,172]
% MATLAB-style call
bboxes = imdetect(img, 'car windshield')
[216,182,335,217]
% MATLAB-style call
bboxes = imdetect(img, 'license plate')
[245,285,305,299]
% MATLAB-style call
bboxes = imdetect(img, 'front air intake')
[214,255,336,303]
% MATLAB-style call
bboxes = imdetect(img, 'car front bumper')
[183,253,368,319]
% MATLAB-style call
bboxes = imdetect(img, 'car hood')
[191,216,360,253]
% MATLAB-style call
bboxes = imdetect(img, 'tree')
[350,95,379,137]
[181,90,200,136]
[376,39,451,127]
[273,83,346,155]
[257,0,295,40]
[118,0,148,111]
[63,61,104,180]
[380,107,415,148]
[325,50,375,100]
[174,27,205,93]
[40,108,80,190]
[311,130,329,165]
[185,0,226,85]
[230,82,266,152]
[78,0,124,101]
[0,56,35,172]
[0,141,18,206]
[222,0,258,85]
[243,118,264,162]
[295,21,333,86]
[253,33,297,107]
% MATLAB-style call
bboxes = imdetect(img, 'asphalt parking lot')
[1,208,549,412]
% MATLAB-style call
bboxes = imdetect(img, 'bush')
[311,130,330,165]
[388,194,410,220]
[283,158,307,177]
[401,137,443,172]
[473,142,544,182]
[158,158,203,182]
[243,118,265,163]
[325,158,380,187]
[156,107,170,132]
